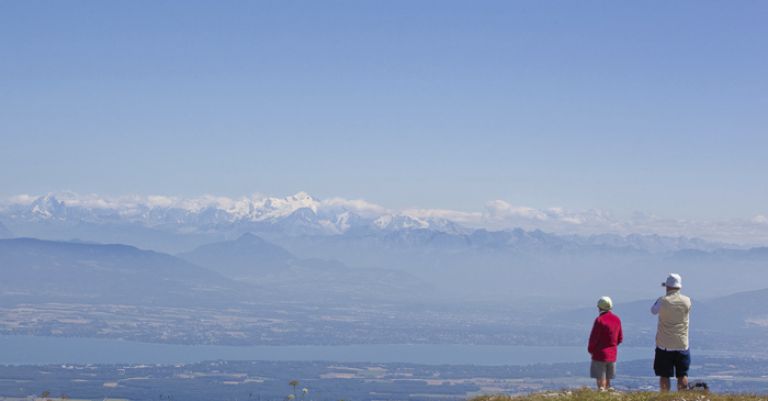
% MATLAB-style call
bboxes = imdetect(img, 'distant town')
[0,302,580,347]
[0,356,766,401]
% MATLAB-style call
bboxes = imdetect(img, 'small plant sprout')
[289,379,300,396]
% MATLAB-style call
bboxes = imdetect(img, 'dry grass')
[470,388,768,401]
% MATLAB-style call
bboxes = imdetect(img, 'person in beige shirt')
[651,273,692,392]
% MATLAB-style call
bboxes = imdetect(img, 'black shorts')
[654,347,690,378]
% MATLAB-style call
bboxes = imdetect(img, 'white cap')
[664,273,682,289]
[597,296,613,311]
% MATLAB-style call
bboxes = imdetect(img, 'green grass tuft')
[469,388,768,401]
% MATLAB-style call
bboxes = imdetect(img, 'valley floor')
[0,356,766,401]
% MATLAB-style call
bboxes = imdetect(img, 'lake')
[0,335,659,365]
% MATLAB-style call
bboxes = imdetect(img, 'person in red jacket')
[588,296,623,390]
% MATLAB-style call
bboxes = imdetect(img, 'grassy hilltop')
[471,389,766,401]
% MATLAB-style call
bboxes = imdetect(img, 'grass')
[470,389,768,401]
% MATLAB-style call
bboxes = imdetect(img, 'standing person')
[588,296,623,391]
[651,273,692,392]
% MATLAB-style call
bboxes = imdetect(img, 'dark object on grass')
[688,381,709,391]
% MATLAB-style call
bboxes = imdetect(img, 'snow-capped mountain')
[4,192,765,303]
[0,192,733,253]
[0,192,455,237]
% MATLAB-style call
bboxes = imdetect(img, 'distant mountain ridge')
[4,193,765,303]
[0,193,733,254]
[178,233,432,301]
[0,237,249,306]
[0,235,431,306]
[548,286,768,349]
[1,192,481,238]
[178,233,296,278]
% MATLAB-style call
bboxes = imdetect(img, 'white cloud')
[6,194,36,205]
[481,201,617,232]
[560,216,584,224]
[402,208,482,225]
[321,197,389,217]
[146,195,176,208]
[485,200,549,221]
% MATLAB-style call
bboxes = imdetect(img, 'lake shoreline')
[0,334,689,366]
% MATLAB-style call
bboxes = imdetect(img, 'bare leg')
[677,376,688,391]
[659,377,671,392]
[596,378,606,390]
[605,378,612,389]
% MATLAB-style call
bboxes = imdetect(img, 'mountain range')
[1,228,767,349]
[0,237,246,306]
[0,193,733,253]
[2,192,767,303]
[0,192,446,237]
[177,233,429,301]
[0,234,428,307]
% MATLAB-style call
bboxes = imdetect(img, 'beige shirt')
[651,290,692,350]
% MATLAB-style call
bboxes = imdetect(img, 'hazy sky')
[2,1,766,219]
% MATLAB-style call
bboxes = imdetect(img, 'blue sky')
[1,1,766,219]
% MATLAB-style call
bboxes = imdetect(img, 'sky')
[1,0,767,221]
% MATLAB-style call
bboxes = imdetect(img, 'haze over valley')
[1,192,767,352]
[3,1,767,398]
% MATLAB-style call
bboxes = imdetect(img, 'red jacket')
[588,311,623,362]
